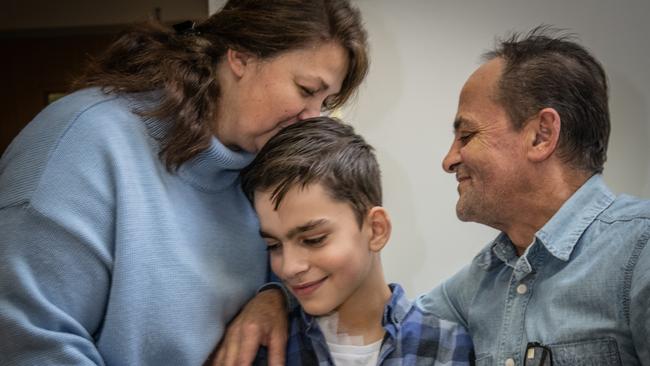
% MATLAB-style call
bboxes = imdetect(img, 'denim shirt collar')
[477,175,615,270]
[536,174,615,261]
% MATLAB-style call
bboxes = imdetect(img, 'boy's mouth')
[290,277,328,297]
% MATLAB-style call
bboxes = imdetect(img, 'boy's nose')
[280,247,310,279]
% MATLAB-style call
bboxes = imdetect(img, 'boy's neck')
[325,260,391,344]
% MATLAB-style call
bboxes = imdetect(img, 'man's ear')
[225,48,254,78]
[365,207,391,252]
[526,107,561,162]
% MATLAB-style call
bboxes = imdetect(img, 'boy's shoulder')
[386,283,475,363]
[386,282,468,335]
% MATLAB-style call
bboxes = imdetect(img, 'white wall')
[219,0,650,296]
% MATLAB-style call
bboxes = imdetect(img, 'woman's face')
[216,41,350,153]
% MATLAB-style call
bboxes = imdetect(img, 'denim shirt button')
[516,284,528,294]
[505,358,516,366]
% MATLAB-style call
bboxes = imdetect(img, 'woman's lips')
[290,277,327,297]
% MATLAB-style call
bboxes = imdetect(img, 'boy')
[241,117,473,365]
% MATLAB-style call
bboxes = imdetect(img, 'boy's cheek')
[269,255,283,279]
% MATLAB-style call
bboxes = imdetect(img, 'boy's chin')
[305,308,337,317]
[298,300,339,317]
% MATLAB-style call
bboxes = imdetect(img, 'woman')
[0,0,368,364]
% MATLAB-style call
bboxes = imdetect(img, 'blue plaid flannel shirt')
[256,283,474,365]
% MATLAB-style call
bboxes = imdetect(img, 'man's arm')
[211,288,288,366]
[416,264,475,328]
[630,236,650,364]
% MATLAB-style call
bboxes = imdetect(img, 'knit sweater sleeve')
[0,90,122,365]
[0,203,110,365]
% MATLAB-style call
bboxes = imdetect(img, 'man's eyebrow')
[259,219,329,242]
[453,117,472,132]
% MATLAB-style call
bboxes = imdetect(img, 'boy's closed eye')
[260,228,282,251]
[263,238,281,252]
[263,234,329,252]
[302,234,328,246]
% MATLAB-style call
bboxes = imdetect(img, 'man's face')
[442,58,531,229]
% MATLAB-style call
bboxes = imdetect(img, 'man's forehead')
[460,59,503,98]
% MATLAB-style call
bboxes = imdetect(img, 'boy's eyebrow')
[259,219,330,241]
[286,219,329,239]
[259,230,277,240]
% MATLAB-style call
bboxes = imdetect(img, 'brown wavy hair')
[75,0,369,170]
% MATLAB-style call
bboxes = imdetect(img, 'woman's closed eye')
[299,85,317,97]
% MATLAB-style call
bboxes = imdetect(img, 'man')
[213,27,650,366]
[416,27,650,365]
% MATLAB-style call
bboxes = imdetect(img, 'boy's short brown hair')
[241,116,381,226]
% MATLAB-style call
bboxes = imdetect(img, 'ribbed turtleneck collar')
[133,91,255,192]
[177,136,255,192]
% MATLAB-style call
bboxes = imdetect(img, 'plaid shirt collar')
[279,283,474,365]
[297,283,411,336]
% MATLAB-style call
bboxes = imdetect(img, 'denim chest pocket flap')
[548,337,621,366]
[474,338,621,366]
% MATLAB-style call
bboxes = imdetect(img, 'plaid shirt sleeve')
[384,315,474,365]
[379,284,475,365]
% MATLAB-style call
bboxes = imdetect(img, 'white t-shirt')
[316,315,383,365]
[326,339,382,366]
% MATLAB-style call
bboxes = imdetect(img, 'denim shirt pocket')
[474,353,493,366]
[548,337,621,366]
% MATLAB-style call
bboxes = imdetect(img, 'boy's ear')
[526,107,561,162]
[365,207,391,252]
[226,48,255,78]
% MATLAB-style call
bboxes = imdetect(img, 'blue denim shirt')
[417,175,650,366]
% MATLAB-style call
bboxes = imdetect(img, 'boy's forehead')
[253,183,356,233]
[254,182,327,209]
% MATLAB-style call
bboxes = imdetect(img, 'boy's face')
[254,183,378,316]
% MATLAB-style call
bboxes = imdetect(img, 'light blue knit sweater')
[0,88,268,365]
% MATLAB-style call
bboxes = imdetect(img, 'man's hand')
[212,289,288,366]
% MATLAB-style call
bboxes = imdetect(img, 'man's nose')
[442,141,461,173]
